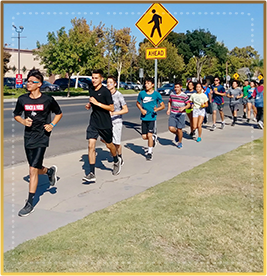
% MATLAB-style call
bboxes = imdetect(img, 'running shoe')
[190,130,196,137]
[152,134,158,147]
[146,153,153,161]
[246,119,250,123]
[18,201,34,217]
[253,118,257,122]
[231,121,235,126]
[196,137,202,142]
[221,122,225,129]
[120,158,124,166]
[112,158,121,175]
[82,172,96,182]
[210,124,216,131]
[243,114,247,119]
[258,121,264,129]
[177,142,183,149]
[175,134,179,143]
[47,165,57,186]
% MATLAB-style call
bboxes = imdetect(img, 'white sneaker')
[258,121,264,129]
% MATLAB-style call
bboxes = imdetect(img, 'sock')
[113,155,119,163]
[90,164,95,174]
[118,154,122,160]
[28,192,35,205]
[234,116,237,122]
[222,120,225,124]
[148,147,153,154]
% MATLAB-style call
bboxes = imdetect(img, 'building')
[3,47,56,83]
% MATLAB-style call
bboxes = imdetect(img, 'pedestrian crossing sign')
[233,73,239,80]
[135,3,179,47]
[258,75,263,80]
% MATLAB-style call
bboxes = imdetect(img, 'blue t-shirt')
[211,84,225,105]
[137,90,163,121]
[203,86,210,97]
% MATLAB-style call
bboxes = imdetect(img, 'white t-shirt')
[189,92,208,109]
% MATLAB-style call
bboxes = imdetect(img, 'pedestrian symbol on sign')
[148,9,162,38]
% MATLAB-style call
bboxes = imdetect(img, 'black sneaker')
[112,158,121,175]
[82,172,96,182]
[231,121,235,126]
[18,201,34,217]
[47,165,57,186]
[243,114,246,119]
[246,119,250,123]
[146,153,153,161]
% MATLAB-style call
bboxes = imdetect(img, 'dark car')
[157,83,175,96]
[119,81,127,89]
[40,81,60,92]
[71,77,93,89]
[54,78,88,90]
[4,77,16,89]
[125,82,142,90]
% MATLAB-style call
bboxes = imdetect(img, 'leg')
[168,126,177,134]
[106,141,117,157]
[219,110,225,122]
[116,144,122,156]
[197,116,205,138]
[147,132,153,148]
[177,128,183,143]
[88,138,97,165]
[247,102,252,119]
[212,110,216,124]
[192,116,198,132]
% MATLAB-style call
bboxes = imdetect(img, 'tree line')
[4,17,263,91]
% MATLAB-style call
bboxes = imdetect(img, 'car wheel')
[134,86,139,91]
[45,87,50,92]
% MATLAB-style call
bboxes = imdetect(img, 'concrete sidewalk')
[4,119,263,252]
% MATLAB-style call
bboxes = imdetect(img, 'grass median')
[4,138,264,273]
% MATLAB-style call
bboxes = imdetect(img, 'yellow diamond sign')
[258,75,263,80]
[233,73,239,80]
[136,3,179,47]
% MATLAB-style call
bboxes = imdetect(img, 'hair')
[145,77,154,84]
[250,80,256,86]
[186,80,195,90]
[202,79,207,85]
[92,69,104,77]
[231,79,239,86]
[214,76,220,81]
[195,81,204,90]
[27,69,43,84]
[107,75,117,83]
[174,80,182,86]
[244,79,249,82]
[260,79,264,85]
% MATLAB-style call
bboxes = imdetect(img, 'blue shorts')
[168,113,186,129]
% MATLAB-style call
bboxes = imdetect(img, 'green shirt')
[243,85,251,98]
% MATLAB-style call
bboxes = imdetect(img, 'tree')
[138,40,185,83]
[167,29,228,80]
[4,51,11,75]
[34,18,104,96]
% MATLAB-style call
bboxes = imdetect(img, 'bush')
[63,87,84,92]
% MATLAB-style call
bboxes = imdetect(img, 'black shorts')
[141,121,155,135]
[86,124,113,144]
[25,147,46,169]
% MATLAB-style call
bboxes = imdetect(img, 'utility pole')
[12,25,25,75]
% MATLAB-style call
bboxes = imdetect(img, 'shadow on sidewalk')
[22,175,57,207]
[157,137,176,147]
[123,121,142,135]
[80,148,113,177]
[124,143,146,157]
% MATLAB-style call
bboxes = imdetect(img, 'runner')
[202,79,211,124]
[210,76,226,131]
[184,81,196,136]
[189,82,209,142]
[101,75,128,165]
[83,69,121,183]
[166,81,191,148]
[247,80,257,122]
[252,79,264,129]
[136,77,165,160]
[13,69,63,217]
[242,79,251,119]
[226,80,243,126]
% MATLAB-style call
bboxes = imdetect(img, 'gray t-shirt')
[227,88,242,105]
[111,90,127,124]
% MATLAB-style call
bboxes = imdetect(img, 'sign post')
[136,3,178,90]
[16,74,23,89]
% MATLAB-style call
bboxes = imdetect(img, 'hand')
[89,97,98,106]
[44,124,53,132]
[141,109,147,116]
[154,106,158,112]
[166,110,170,115]
[201,104,206,108]
[24,117,33,127]
[110,111,115,116]
[178,107,184,112]
[85,103,91,110]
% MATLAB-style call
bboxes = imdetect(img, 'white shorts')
[112,122,122,145]
[193,108,206,118]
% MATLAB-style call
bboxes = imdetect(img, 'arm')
[236,92,243,99]
[14,116,33,127]
[201,101,209,108]
[90,97,114,112]
[166,101,171,115]
[44,113,63,132]
[178,102,191,112]
[154,101,165,112]
[110,104,128,116]
[136,101,147,116]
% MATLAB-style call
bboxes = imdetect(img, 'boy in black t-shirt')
[13,69,63,217]
[83,69,121,182]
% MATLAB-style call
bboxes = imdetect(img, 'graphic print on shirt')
[143,96,154,104]
[24,104,44,111]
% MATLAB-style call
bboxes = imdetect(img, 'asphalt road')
[3,95,234,167]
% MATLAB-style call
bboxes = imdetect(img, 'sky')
[3,2,264,58]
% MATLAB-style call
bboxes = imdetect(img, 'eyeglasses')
[214,79,219,81]
[26,80,40,84]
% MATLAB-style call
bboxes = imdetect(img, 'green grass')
[4,139,264,273]
[3,88,138,99]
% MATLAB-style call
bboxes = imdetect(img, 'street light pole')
[12,25,24,75]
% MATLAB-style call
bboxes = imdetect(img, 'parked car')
[71,76,93,88]
[4,77,16,89]
[157,83,175,96]
[54,78,88,90]
[40,81,60,92]
[125,82,142,90]
[119,81,127,89]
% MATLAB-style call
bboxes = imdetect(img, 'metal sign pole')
[154,58,158,91]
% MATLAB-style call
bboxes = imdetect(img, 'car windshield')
[162,84,173,87]
[43,81,52,85]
